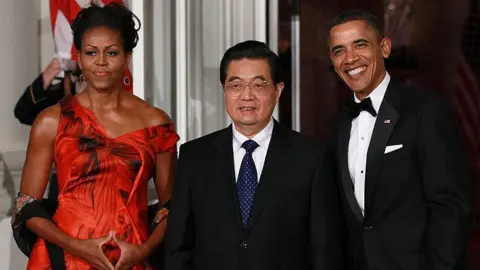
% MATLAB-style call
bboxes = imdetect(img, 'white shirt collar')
[232,118,274,153]
[354,72,390,113]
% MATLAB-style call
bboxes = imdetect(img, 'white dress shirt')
[233,118,274,182]
[348,72,390,215]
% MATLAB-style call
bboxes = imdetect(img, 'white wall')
[174,0,269,145]
[0,1,39,152]
[40,1,55,71]
[0,1,40,268]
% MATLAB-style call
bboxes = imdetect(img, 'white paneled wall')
[0,1,40,269]
[174,0,269,145]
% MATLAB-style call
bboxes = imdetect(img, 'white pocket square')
[384,144,403,154]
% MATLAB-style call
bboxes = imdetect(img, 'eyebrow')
[227,75,268,82]
[353,39,369,44]
[330,38,369,52]
[84,44,119,49]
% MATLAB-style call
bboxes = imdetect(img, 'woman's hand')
[70,231,115,270]
[113,233,150,270]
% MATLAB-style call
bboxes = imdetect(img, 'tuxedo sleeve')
[418,98,473,270]
[164,144,194,270]
[310,147,345,270]
[14,74,65,125]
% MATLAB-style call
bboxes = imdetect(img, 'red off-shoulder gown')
[27,96,179,269]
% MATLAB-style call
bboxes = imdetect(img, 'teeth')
[347,66,366,76]
[240,107,254,111]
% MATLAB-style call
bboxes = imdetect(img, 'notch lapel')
[213,126,244,236]
[337,116,364,223]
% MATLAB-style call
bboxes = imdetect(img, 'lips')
[94,70,109,77]
[239,106,256,111]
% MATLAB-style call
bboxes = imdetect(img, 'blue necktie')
[237,140,259,227]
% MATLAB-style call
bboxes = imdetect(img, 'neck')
[234,120,271,139]
[85,86,122,110]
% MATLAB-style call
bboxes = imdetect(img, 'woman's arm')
[140,107,177,253]
[18,105,114,270]
[143,150,177,252]
[114,106,178,269]
[19,105,76,250]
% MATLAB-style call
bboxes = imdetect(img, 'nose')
[96,53,107,66]
[240,85,254,100]
[345,49,359,64]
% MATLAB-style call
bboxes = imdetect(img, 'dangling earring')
[123,76,130,86]
[79,74,85,82]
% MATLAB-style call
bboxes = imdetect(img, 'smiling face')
[329,20,391,99]
[224,58,283,136]
[77,26,130,92]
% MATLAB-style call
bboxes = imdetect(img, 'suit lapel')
[337,115,364,223]
[243,121,290,236]
[365,82,401,213]
[213,126,244,235]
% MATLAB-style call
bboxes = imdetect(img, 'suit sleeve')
[14,74,65,126]
[310,147,345,270]
[164,144,194,270]
[418,98,473,270]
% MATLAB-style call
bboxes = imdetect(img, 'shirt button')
[361,170,364,174]
[361,137,364,140]
[240,241,248,249]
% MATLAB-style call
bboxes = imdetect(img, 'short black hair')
[71,1,141,53]
[219,40,282,85]
[328,10,383,41]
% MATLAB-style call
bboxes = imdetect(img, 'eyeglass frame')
[222,79,274,96]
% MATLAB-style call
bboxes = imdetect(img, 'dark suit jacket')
[333,81,473,270]
[14,74,73,125]
[165,121,344,270]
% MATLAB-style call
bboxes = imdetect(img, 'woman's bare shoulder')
[30,104,61,140]
[126,94,172,126]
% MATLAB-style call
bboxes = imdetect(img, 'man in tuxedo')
[165,40,344,270]
[328,10,473,270]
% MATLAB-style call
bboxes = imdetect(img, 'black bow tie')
[347,97,377,119]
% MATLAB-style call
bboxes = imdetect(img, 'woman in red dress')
[12,2,179,269]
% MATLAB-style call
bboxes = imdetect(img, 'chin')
[345,81,370,92]
[236,118,258,126]
[90,82,116,92]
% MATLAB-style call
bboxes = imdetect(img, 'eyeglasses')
[223,80,272,96]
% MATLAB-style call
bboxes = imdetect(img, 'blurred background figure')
[14,58,83,126]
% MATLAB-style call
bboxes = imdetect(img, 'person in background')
[14,58,82,126]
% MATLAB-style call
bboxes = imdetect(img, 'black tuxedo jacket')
[333,81,473,270]
[165,121,344,270]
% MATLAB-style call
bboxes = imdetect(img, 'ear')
[76,50,83,70]
[329,50,334,61]
[125,52,132,68]
[275,82,285,102]
[380,37,392,59]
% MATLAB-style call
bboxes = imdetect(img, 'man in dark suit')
[165,40,344,270]
[328,10,473,270]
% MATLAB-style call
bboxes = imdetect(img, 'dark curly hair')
[71,1,141,53]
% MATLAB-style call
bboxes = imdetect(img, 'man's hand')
[42,59,61,90]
